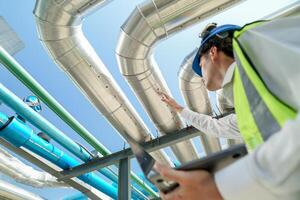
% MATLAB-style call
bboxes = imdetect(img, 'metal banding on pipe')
[116,0,242,163]
[33,0,170,165]
[33,0,169,195]
[0,41,156,197]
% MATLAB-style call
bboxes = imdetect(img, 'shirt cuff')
[180,107,192,119]
[214,155,278,200]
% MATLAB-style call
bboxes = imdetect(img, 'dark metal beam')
[0,139,104,200]
[118,158,131,200]
[58,127,200,181]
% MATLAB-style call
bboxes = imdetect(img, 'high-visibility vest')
[232,21,297,150]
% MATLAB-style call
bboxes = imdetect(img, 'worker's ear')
[209,46,218,63]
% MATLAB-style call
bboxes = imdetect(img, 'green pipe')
[0,46,158,197]
[0,46,109,155]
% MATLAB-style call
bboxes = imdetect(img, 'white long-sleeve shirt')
[181,60,300,199]
[181,108,241,140]
[180,62,241,140]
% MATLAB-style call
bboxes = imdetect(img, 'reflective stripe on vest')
[232,21,297,150]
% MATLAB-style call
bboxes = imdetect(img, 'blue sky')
[0,0,298,199]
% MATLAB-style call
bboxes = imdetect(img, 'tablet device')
[147,144,247,193]
[128,135,247,194]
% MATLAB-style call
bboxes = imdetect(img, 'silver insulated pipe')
[178,49,221,154]
[0,179,44,200]
[33,0,171,165]
[116,0,241,163]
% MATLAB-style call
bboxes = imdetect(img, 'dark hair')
[199,24,234,59]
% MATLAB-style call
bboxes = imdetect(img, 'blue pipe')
[137,174,158,193]
[111,182,146,200]
[0,84,91,160]
[0,112,118,199]
[63,193,88,200]
[64,189,145,200]
[130,178,158,198]
[0,84,145,199]
[0,112,9,127]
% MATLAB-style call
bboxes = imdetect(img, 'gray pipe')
[33,0,171,165]
[178,48,221,154]
[116,0,242,163]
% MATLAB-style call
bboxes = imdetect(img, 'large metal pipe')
[0,16,25,56]
[0,46,156,197]
[0,83,153,199]
[0,112,117,199]
[33,0,170,165]
[264,1,300,19]
[116,0,241,163]
[178,48,221,154]
[33,0,166,196]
